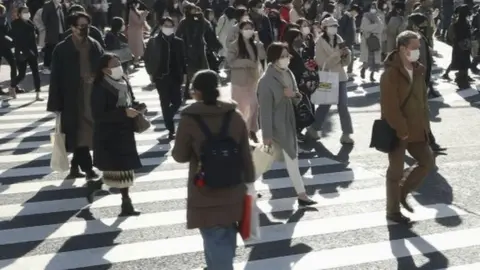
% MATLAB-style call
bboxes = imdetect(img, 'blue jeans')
[311,81,353,134]
[199,224,237,270]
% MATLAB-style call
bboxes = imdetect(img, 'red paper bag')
[239,184,260,241]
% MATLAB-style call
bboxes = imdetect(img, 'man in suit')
[41,0,66,74]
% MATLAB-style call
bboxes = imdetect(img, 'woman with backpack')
[257,42,317,207]
[172,69,255,270]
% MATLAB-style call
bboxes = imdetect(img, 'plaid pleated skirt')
[102,170,135,188]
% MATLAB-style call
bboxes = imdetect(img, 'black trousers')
[155,77,182,133]
[44,36,62,68]
[15,55,41,91]
[1,48,17,87]
[71,147,93,172]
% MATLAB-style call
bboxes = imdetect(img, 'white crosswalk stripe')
[0,43,479,270]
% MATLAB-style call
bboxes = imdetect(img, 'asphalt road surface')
[0,40,479,270]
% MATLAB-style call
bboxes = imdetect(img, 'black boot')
[455,73,471,90]
[66,167,85,179]
[86,170,99,181]
[360,67,366,79]
[86,180,103,203]
[120,197,141,216]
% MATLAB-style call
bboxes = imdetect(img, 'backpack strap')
[218,110,234,138]
[185,113,214,139]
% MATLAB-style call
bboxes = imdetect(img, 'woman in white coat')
[359,2,384,82]
[216,6,236,58]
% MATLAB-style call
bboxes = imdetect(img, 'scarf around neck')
[104,75,132,108]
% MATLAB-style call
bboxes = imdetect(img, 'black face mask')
[78,27,89,37]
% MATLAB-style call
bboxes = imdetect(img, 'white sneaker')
[340,134,354,144]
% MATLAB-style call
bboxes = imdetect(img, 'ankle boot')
[360,68,366,79]
[120,197,140,216]
[86,180,103,203]
[86,170,99,180]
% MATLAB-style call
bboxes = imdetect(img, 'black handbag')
[294,93,315,130]
[369,85,414,153]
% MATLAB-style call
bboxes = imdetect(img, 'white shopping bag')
[252,144,275,179]
[239,183,261,243]
[311,63,339,105]
[50,114,69,172]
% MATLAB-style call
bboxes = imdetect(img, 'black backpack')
[186,110,244,188]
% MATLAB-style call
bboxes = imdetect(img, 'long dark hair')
[191,69,220,106]
[283,28,302,52]
[94,53,120,84]
[237,20,258,60]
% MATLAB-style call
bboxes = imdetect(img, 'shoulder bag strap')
[218,110,234,137]
[184,113,214,139]
[400,82,415,110]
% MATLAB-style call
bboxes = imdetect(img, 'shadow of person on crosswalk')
[244,208,315,270]
[404,155,463,228]
[0,182,90,268]
[299,141,355,198]
[43,208,126,270]
[0,152,58,190]
[10,129,53,155]
[428,98,451,123]
[388,225,449,269]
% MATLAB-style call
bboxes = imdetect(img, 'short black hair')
[349,4,361,13]
[159,16,174,26]
[68,4,85,15]
[247,0,262,9]
[17,6,28,15]
[266,42,288,63]
[67,11,91,27]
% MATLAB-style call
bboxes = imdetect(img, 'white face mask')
[241,16,249,22]
[277,57,290,69]
[302,26,310,35]
[162,27,174,36]
[109,66,124,80]
[120,25,125,32]
[326,26,337,36]
[407,49,420,62]
[370,9,377,14]
[242,29,254,39]
[21,13,30,20]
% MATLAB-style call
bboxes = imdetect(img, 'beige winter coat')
[360,13,384,64]
[315,34,351,82]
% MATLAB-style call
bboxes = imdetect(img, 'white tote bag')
[252,144,275,179]
[50,114,70,172]
[311,62,340,105]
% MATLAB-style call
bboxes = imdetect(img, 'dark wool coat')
[90,78,142,171]
[46,36,104,152]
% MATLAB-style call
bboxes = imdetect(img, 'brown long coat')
[172,100,255,229]
[380,51,430,142]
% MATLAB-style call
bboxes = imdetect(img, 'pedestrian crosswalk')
[0,78,479,270]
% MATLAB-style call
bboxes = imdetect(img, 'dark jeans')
[71,147,93,173]
[14,55,41,91]
[1,48,17,87]
[199,224,237,270]
[155,77,182,133]
[44,40,60,68]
